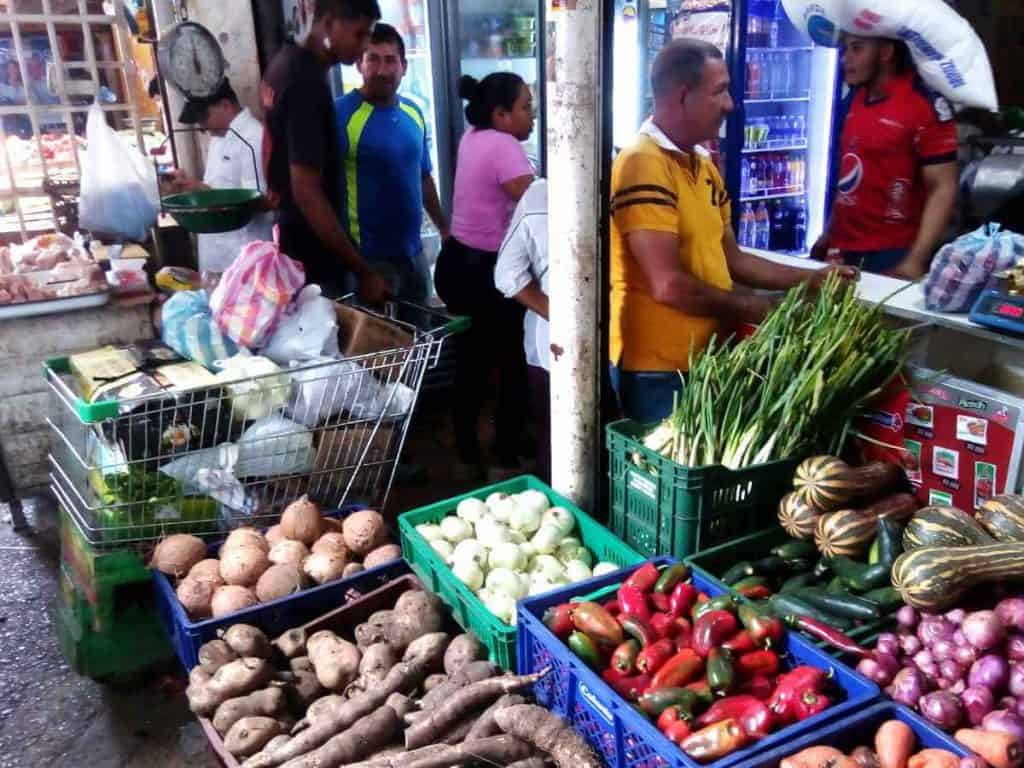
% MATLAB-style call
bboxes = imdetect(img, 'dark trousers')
[434,237,527,466]
[527,364,551,483]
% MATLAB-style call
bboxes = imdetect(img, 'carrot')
[876,720,916,768]
[907,750,960,768]
[780,746,851,768]
[956,729,1024,768]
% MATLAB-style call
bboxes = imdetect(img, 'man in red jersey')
[813,35,959,279]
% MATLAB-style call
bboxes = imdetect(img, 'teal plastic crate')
[398,475,644,670]
[607,419,800,559]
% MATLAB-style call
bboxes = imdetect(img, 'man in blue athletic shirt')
[335,23,448,302]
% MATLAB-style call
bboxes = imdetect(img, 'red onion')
[996,598,1024,632]
[970,654,1011,692]
[891,667,929,707]
[937,678,955,690]
[982,710,1024,741]
[963,610,1007,651]
[1000,696,1019,712]
[919,690,964,731]
[961,757,988,768]
[919,617,956,647]
[1007,633,1024,662]
[962,685,996,725]
[901,634,923,656]
[857,657,894,686]
[955,644,979,667]
[876,633,900,657]
[946,608,967,625]
[932,639,955,662]
[940,659,964,682]
[1010,664,1024,697]
[953,630,967,646]
[952,679,967,695]
[898,605,919,629]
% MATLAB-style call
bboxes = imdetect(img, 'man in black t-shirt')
[263,0,389,302]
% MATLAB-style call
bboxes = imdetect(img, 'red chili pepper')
[669,582,698,618]
[650,612,675,639]
[696,695,764,727]
[603,599,621,617]
[601,668,652,701]
[650,648,704,690]
[783,614,872,659]
[664,720,693,746]
[681,719,749,762]
[674,618,693,651]
[738,604,784,648]
[618,613,656,648]
[611,638,641,673]
[657,704,690,732]
[617,585,652,623]
[767,666,831,725]
[696,592,709,604]
[737,585,773,600]
[650,592,671,613]
[735,650,780,679]
[792,690,831,721]
[693,610,739,657]
[775,665,830,693]
[637,638,676,675]
[738,675,775,700]
[624,562,660,593]
[722,630,756,655]
[571,602,625,647]
[684,679,715,707]
[542,603,574,640]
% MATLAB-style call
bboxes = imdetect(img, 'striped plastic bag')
[209,227,305,348]
[924,224,1024,313]
[161,289,238,369]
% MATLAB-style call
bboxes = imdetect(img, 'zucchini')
[771,540,819,560]
[790,588,883,621]
[768,593,854,630]
[778,492,821,541]
[794,457,904,512]
[721,561,754,585]
[862,586,903,612]
[876,517,904,570]
[892,543,1024,611]
[826,555,890,592]
[721,556,786,585]
[780,572,818,593]
[902,506,995,550]
[977,495,1024,543]
[826,576,846,594]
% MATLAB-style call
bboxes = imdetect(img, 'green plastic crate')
[685,527,896,648]
[607,419,800,559]
[398,475,644,670]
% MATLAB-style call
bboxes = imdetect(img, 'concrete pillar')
[546,0,602,511]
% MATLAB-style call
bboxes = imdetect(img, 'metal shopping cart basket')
[45,297,467,550]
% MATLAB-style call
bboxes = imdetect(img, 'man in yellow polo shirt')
[610,38,855,423]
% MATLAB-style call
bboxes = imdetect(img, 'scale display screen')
[995,303,1024,319]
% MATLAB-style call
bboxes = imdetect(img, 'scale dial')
[158,22,225,99]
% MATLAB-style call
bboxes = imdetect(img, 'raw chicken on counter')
[0,233,108,305]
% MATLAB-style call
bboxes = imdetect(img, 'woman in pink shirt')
[434,72,535,481]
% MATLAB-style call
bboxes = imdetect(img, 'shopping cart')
[45,297,467,549]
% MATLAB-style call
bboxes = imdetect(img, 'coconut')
[222,527,268,554]
[256,564,306,602]
[280,495,323,546]
[311,532,349,558]
[362,543,401,570]
[219,545,270,587]
[211,585,258,617]
[303,552,347,585]
[321,517,345,535]
[342,509,386,556]
[188,558,225,588]
[177,577,216,619]
[151,534,207,578]
[265,525,286,548]
[268,539,310,568]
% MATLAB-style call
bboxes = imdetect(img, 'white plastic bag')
[261,284,339,364]
[79,104,160,241]
[215,350,291,421]
[288,356,416,427]
[236,414,314,477]
[781,0,998,111]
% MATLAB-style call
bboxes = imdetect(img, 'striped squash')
[892,543,1024,612]
[814,509,875,557]
[793,457,904,512]
[902,506,996,550]
[977,495,1024,543]
[778,492,821,541]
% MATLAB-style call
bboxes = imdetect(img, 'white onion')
[509,503,543,534]
[452,560,484,591]
[491,497,519,524]
[456,498,488,523]
[485,492,509,509]
[592,562,621,577]
[565,559,593,583]
[487,568,526,599]
[489,541,527,571]
[541,507,575,537]
[440,516,474,543]
[452,539,489,570]
[531,524,563,555]
[484,591,517,624]
[416,523,445,541]
[532,554,565,579]
[430,539,454,563]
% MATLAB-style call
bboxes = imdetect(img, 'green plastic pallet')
[607,419,800,559]
[686,527,896,649]
[398,475,644,670]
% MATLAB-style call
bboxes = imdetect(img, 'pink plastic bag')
[209,227,305,348]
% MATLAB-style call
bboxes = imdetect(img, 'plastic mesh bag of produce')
[781,0,998,111]
[78,104,160,241]
[923,224,1024,313]
[161,289,239,369]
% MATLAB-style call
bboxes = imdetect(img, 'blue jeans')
[609,364,685,424]
[344,251,432,304]
[838,249,909,275]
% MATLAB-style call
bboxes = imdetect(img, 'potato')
[362,543,402,570]
[211,585,258,618]
[220,546,270,587]
[221,624,272,659]
[311,532,349,557]
[342,509,386,555]
[256,563,306,602]
[177,577,217,620]
[386,590,444,649]
[274,627,307,658]
[359,642,397,683]
[354,610,394,648]
[190,666,212,688]
[443,633,486,676]
[303,551,347,585]
[188,558,225,586]
[212,687,286,735]
[307,630,361,691]
[187,657,275,717]
[198,639,238,675]
[223,715,281,758]
[151,534,207,578]
[280,495,323,545]
[222,527,268,554]
[267,539,309,568]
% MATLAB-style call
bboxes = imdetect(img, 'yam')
[224,527,270,554]
[363,544,402,570]
[280,496,323,546]
[288,667,324,713]
[187,657,276,717]
[385,693,417,719]
[507,757,547,768]
[303,552,348,585]
[189,558,226,586]
[190,667,212,687]
[307,631,361,691]
[213,687,287,735]
[212,585,259,617]
[398,735,532,768]
[464,694,527,741]
[151,534,207,578]
[275,627,308,658]
[311,532,349,557]
[222,625,272,659]
[443,633,485,677]
[225,716,282,758]
[359,643,398,685]
[494,704,602,768]
[221,546,271,587]
[423,674,448,693]
[256,563,306,602]
[263,703,401,768]
[440,715,477,745]
[177,577,217,620]
[343,510,387,555]
[268,540,310,568]
[343,563,365,578]
[290,656,314,674]
[302,694,346,728]
[265,735,291,753]
[265,525,286,548]
[419,661,500,710]
[199,639,239,675]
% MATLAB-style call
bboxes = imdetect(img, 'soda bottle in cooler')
[741,158,751,197]
[748,159,760,195]
[796,157,806,191]
[749,53,762,99]
[771,201,786,251]
[755,202,771,249]
[794,202,808,251]
[739,203,755,247]
[776,155,789,192]
[770,5,780,48]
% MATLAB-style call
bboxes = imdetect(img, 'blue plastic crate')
[516,558,881,768]
[733,701,970,768]
[153,506,410,670]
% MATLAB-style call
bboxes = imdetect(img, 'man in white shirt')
[168,80,273,274]
[494,178,550,480]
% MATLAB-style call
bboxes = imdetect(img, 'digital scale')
[970,290,1024,336]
